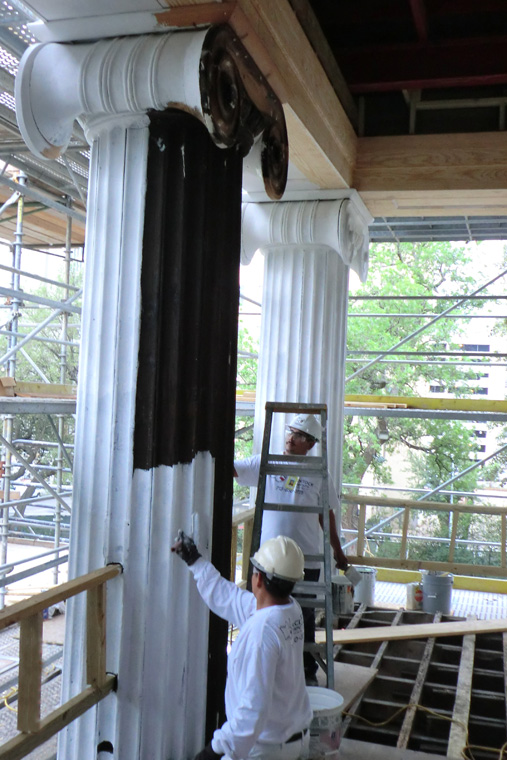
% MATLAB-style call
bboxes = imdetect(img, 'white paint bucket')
[307,686,344,759]
[331,576,354,614]
[422,571,453,614]
[353,566,377,606]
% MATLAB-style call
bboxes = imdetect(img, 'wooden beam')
[355,133,507,193]
[397,612,442,748]
[0,565,122,630]
[18,613,43,734]
[447,626,475,759]
[341,610,403,738]
[342,493,507,518]
[230,0,356,188]
[316,616,507,646]
[0,677,116,760]
[86,585,107,689]
[359,188,507,219]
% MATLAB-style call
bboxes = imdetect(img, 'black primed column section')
[134,109,242,737]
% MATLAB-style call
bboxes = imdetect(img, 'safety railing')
[342,493,507,578]
[0,563,121,760]
[231,495,507,580]
[231,505,254,585]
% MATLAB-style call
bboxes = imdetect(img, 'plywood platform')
[321,607,507,759]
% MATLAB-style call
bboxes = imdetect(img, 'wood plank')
[400,507,410,560]
[286,0,358,128]
[357,503,366,557]
[17,613,43,733]
[317,661,378,711]
[0,676,116,760]
[316,617,507,646]
[0,565,122,630]
[344,395,507,414]
[342,610,403,738]
[242,517,254,583]
[230,525,238,581]
[355,132,507,193]
[342,493,507,518]
[360,188,507,219]
[447,625,475,759]
[448,510,458,563]
[230,0,356,187]
[86,585,107,689]
[397,612,442,749]
[339,738,451,760]
[343,554,507,580]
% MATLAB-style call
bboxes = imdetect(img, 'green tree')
[344,240,505,559]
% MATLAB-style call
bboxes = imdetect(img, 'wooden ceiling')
[11,0,507,223]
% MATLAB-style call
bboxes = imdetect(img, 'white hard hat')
[288,413,321,442]
[251,536,305,581]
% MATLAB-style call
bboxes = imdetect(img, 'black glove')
[193,743,223,760]
[171,529,201,566]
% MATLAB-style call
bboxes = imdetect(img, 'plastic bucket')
[331,576,354,614]
[353,566,377,606]
[422,571,453,614]
[307,686,344,759]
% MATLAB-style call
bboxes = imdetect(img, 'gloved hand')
[193,743,223,760]
[171,529,202,566]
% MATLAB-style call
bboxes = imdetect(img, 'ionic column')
[16,27,288,760]
[242,198,371,518]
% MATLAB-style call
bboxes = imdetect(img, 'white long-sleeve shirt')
[235,454,339,569]
[189,558,312,760]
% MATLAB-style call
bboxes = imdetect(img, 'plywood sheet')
[339,738,450,760]
[317,661,377,711]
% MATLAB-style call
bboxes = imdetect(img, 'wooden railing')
[342,494,507,578]
[0,563,122,760]
[231,507,254,584]
[231,495,507,580]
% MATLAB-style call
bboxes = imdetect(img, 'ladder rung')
[263,464,325,478]
[303,554,324,562]
[263,502,322,514]
[293,581,328,594]
[265,454,324,466]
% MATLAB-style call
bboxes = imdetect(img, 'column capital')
[241,195,372,280]
[15,25,288,199]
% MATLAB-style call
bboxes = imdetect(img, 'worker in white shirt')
[171,531,312,760]
[234,414,348,686]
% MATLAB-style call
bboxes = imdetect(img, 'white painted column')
[15,29,288,760]
[242,198,372,509]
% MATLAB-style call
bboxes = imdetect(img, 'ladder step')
[293,581,328,594]
[263,502,322,514]
[265,454,324,466]
[263,464,325,478]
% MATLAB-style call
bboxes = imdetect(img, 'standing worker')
[172,531,312,760]
[234,413,349,686]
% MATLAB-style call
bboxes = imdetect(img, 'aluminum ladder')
[248,401,335,689]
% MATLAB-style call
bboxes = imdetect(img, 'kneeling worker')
[172,531,312,760]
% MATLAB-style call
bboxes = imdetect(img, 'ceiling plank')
[355,132,507,192]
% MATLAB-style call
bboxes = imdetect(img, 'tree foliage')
[344,240,506,559]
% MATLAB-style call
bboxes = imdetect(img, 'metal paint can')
[331,576,354,614]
